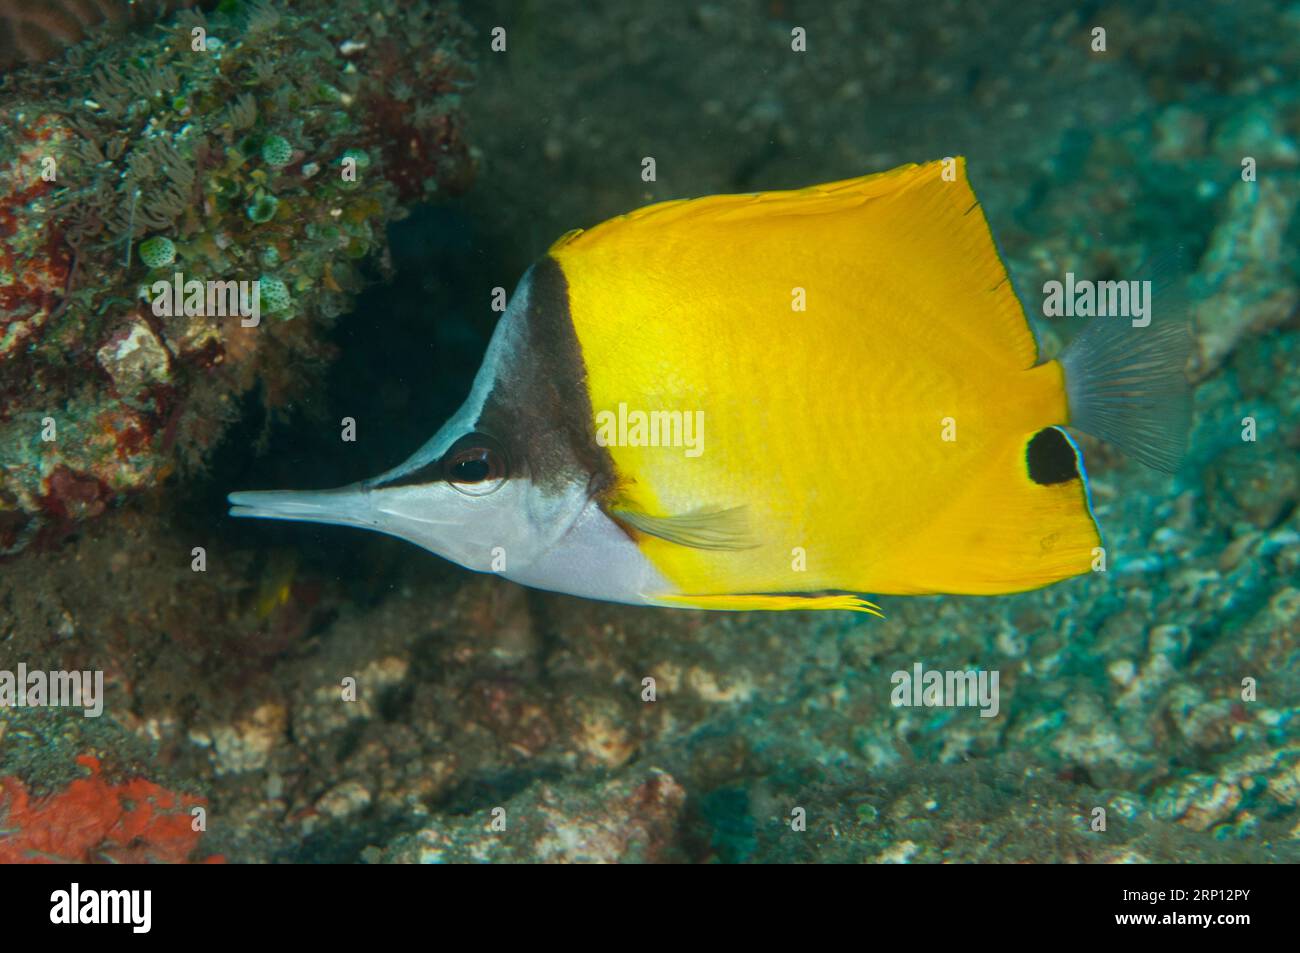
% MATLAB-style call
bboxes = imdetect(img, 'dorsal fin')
[551,157,1038,370]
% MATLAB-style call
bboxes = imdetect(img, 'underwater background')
[0,0,1297,863]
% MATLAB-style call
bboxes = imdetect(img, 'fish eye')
[442,433,508,496]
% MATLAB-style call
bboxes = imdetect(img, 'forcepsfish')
[230,158,1189,614]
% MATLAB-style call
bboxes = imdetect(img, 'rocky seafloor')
[1,0,1298,863]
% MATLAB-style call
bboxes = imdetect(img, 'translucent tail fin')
[1059,251,1193,473]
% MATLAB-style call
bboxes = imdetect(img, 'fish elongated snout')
[228,478,514,571]
[227,485,377,530]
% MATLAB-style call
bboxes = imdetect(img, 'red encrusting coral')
[0,754,223,863]
[40,465,112,522]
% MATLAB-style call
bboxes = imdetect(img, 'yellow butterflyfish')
[230,158,1190,615]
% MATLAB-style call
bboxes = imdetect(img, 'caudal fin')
[1059,251,1193,473]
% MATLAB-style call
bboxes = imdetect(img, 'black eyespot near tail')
[1027,427,1079,485]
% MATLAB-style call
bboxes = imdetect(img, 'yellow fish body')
[231,158,1189,614]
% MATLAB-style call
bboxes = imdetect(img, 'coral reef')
[0,0,474,554]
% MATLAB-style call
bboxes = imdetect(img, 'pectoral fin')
[611,504,758,551]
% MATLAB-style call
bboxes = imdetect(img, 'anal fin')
[650,592,885,616]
